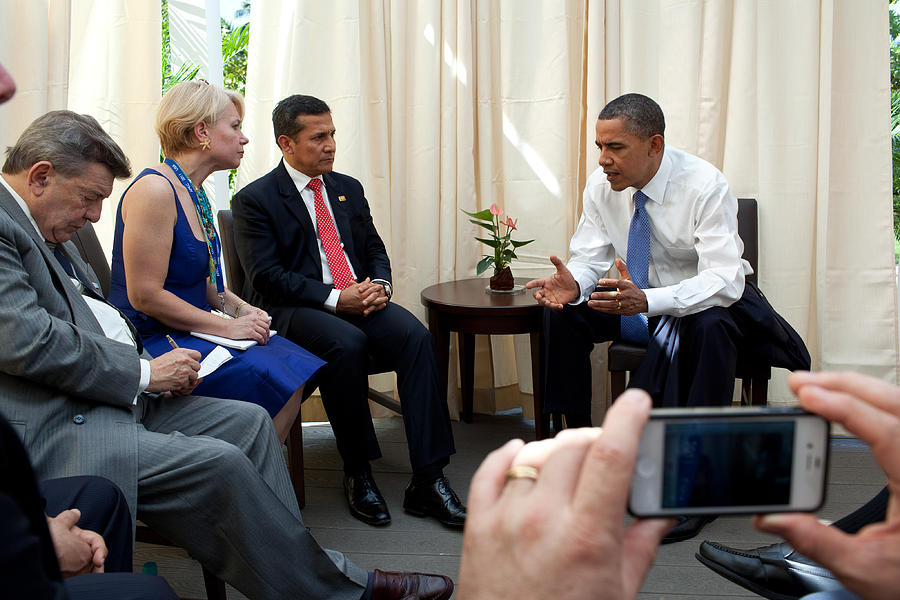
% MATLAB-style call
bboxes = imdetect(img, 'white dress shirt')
[567,145,752,317]
[283,161,358,312]
[0,176,150,399]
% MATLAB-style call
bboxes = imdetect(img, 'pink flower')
[489,203,504,216]
[503,216,517,230]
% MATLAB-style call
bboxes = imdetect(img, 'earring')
[200,139,211,151]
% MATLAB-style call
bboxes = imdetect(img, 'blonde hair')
[155,80,244,157]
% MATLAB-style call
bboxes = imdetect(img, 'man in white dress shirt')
[527,93,808,421]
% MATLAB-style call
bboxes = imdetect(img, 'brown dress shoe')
[370,569,453,600]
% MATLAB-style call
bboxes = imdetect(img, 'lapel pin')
[338,195,347,202]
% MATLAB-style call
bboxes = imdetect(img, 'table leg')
[427,309,451,407]
[530,330,549,439]
[458,332,475,423]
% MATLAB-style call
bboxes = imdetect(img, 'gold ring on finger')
[506,465,539,482]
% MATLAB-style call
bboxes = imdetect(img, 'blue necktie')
[620,190,650,344]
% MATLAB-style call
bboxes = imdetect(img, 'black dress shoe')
[661,514,717,544]
[696,541,843,600]
[403,476,466,529]
[343,472,391,526]
[370,568,453,600]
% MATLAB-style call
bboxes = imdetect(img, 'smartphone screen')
[661,420,794,508]
[629,408,829,516]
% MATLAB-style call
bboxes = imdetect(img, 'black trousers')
[281,302,455,473]
[542,283,810,413]
[40,476,133,573]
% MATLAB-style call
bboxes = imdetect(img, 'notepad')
[189,330,277,351]
[198,345,233,377]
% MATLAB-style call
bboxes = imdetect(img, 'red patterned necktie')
[307,178,355,289]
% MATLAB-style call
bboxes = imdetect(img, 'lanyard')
[164,158,226,311]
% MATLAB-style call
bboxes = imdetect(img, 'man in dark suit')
[232,95,465,529]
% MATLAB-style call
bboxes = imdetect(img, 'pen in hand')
[166,335,179,350]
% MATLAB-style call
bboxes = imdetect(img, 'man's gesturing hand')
[525,255,580,310]
[588,258,648,315]
[147,348,201,395]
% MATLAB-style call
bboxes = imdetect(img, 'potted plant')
[462,204,534,291]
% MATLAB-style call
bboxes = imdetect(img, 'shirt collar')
[636,146,671,205]
[283,160,323,192]
[0,175,44,237]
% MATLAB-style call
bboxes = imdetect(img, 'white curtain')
[0,0,162,255]
[2,0,894,418]
[241,0,896,418]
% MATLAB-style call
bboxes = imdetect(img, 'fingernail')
[757,513,788,526]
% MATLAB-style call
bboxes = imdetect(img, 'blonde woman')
[108,80,323,442]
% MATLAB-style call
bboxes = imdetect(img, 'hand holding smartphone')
[629,407,829,517]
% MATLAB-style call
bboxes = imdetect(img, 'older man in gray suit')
[0,108,452,600]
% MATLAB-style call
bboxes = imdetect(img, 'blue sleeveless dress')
[108,168,325,417]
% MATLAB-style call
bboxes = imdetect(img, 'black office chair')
[216,209,401,509]
[606,198,771,406]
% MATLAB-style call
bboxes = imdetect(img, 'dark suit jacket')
[0,414,67,599]
[232,161,391,327]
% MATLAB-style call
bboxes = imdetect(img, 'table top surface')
[420,278,542,313]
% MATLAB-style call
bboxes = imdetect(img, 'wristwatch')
[372,278,392,300]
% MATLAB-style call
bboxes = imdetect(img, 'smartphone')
[629,407,829,517]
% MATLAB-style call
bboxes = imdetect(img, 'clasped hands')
[525,256,647,315]
[47,508,107,577]
[337,277,389,316]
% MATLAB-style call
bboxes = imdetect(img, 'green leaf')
[510,239,534,247]
[476,256,494,275]
[469,219,496,234]
[222,23,249,62]
[462,208,494,221]
[475,237,501,248]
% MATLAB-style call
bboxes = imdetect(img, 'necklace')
[163,158,226,312]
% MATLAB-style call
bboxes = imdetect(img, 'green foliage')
[160,1,250,193]
[462,207,534,275]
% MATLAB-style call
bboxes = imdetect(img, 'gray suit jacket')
[0,184,144,515]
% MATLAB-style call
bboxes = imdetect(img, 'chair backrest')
[737,198,758,284]
[216,209,244,295]
[70,222,111,297]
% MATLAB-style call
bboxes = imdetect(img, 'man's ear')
[26,161,54,195]
[276,134,293,154]
[648,134,665,157]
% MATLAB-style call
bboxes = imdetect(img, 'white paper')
[198,345,233,378]
[190,330,277,350]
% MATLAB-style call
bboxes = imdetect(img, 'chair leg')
[741,377,752,406]
[610,370,627,400]
[202,566,227,600]
[752,377,768,406]
[287,416,306,509]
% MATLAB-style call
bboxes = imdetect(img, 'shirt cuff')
[567,273,596,306]
[135,359,151,405]
[324,288,341,313]
[643,287,675,317]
